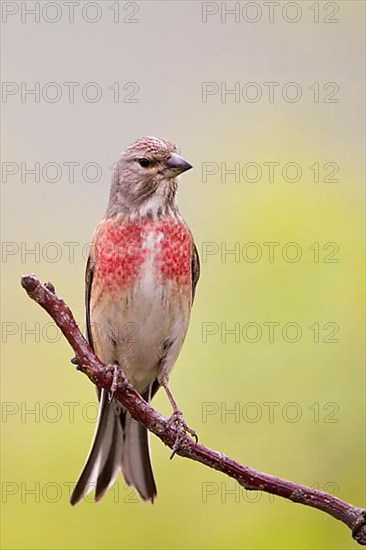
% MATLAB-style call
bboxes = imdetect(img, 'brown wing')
[85,253,104,401]
[85,255,94,350]
[191,242,200,303]
[85,256,104,403]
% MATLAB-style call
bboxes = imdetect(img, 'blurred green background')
[1,1,365,549]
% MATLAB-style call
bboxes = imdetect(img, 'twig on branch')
[21,274,366,545]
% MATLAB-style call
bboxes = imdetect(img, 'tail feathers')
[70,390,122,505]
[70,389,157,505]
[95,415,123,501]
[122,415,157,502]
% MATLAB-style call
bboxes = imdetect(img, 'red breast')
[93,217,193,291]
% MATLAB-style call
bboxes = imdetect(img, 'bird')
[70,136,200,505]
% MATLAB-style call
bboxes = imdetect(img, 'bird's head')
[107,136,192,218]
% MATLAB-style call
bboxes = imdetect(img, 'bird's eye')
[137,158,150,168]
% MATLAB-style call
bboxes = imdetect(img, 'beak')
[164,153,192,178]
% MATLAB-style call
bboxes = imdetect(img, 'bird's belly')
[90,258,191,394]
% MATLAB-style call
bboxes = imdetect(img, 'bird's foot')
[108,364,119,402]
[166,409,198,458]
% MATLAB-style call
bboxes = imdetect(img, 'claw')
[160,381,198,456]
[44,281,55,293]
[166,410,198,458]
[108,365,119,402]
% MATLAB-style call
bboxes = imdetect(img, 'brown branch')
[21,274,366,545]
